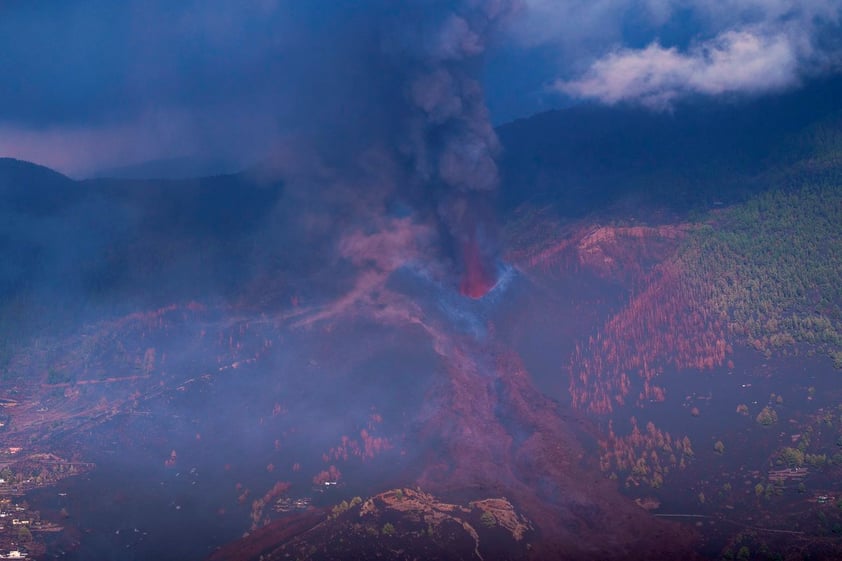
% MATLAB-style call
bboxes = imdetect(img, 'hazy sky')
[1,0,841,176]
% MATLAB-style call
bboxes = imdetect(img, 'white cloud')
[511,0,842,107]
[555,29,803,108]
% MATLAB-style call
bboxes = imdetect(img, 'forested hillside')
[680,182,842,367]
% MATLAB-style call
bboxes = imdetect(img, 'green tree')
[382,523,396,536]
[806,453,827,468]
[330,500,350,519]
[755,406,778,426]
[480,511,496,527]
[17,525,32,542]
[779,447,804,468]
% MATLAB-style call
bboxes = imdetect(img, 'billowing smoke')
[270,0,517,298]
[383,2,519,296]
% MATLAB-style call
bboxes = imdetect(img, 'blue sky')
[1,0,841,176]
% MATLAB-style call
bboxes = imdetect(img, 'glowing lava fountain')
[459,238,497,299]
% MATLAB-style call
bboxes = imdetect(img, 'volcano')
[3,77,842,561]
[0,155,699,560]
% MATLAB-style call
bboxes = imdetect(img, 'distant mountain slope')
[0,157,78,214]
[0,159,284,329]
[497,75,842,215]
[92,156,245,181]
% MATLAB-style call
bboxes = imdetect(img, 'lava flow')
[459,238,497,299]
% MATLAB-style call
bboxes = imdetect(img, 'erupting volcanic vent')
[459,238,497,298]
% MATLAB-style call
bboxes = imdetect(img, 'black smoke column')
[267,1,519,297]
[379,0,519,297]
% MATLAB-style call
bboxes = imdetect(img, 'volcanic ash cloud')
[265,1,519,298]
[365,0,520,297]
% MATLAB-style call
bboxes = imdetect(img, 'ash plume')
[383,1,520,297]
[271,0,520,298]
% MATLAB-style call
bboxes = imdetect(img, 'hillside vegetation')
[681,181,842,367]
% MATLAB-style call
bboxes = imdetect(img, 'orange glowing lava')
[459,239,496,299]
